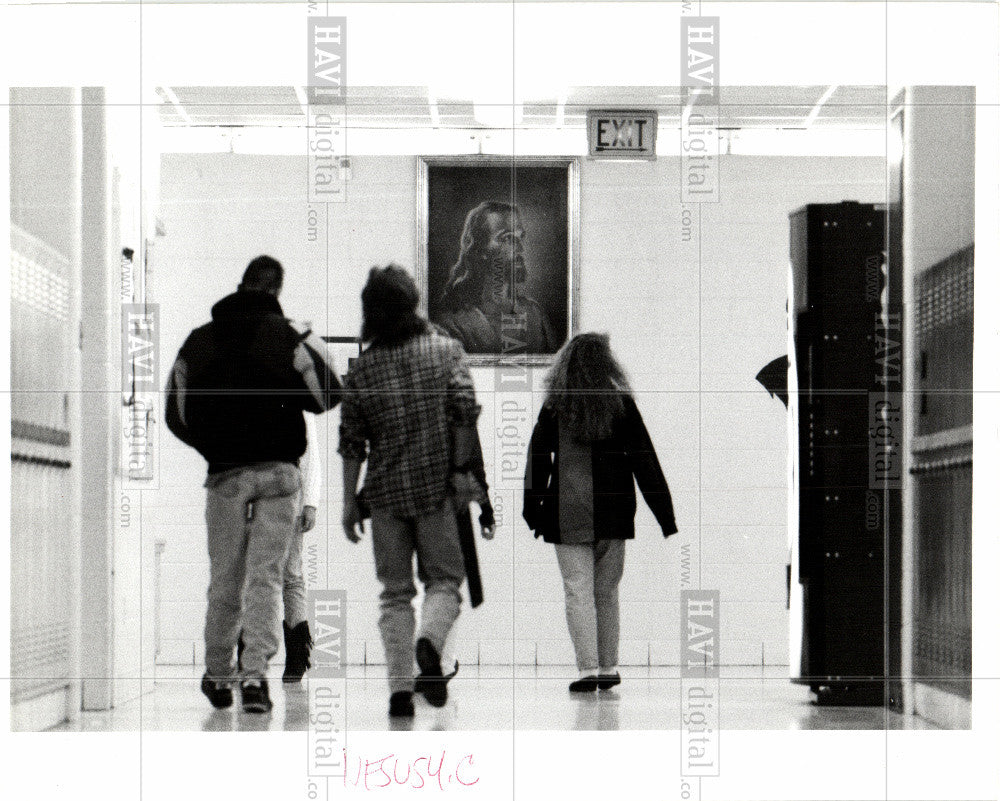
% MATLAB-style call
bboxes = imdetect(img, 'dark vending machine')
[789,201,897,705]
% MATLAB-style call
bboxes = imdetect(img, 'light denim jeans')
[370,501,465,694]
[553,539,626,673]
[203,462,301,681]
[282,500,307,627]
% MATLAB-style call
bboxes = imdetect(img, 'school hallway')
[9,80,977,748]
[7,3,992,795]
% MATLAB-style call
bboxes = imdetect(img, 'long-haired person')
[523,333,677,692]
[339,265,486,718]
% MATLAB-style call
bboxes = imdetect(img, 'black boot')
[414,637,458,708]
[283,620,313,683]
[237,631,245,673]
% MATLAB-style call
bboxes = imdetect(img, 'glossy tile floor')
[52,664,940,732]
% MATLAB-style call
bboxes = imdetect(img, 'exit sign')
[587,110,657,159]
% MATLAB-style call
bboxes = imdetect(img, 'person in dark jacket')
[523,332,677,693]
[165,255,341,713]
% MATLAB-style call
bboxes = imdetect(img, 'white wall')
[149,151,884,667]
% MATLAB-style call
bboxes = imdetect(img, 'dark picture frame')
[417,156,580,366]
[321,335,362,381]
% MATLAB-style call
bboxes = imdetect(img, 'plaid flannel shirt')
[338,330,480,517]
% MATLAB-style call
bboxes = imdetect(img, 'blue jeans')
[203,462,301,680]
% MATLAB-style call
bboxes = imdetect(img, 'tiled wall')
[149,152,883,666]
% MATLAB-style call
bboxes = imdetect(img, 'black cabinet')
[790,202,895,706]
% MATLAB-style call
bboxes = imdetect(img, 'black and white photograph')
[2,2,999,800]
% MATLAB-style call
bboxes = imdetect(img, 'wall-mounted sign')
[587,110,657,159]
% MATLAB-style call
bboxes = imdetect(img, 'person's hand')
[480,524,495,541]
[449,470,484,509]
[342,499,363,543]
[297,505,317,533]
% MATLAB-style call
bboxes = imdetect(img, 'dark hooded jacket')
[165,290,341,473]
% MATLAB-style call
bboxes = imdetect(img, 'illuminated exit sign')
[587,110,657,159]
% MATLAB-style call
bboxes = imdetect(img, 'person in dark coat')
[165,255,342,713]
[522,332,677,692]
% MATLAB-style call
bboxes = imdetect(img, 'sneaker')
[568,676,600,693]
[414,637,458,708]
[388,691,415,718]
[282,620,313,684]
[240,679,273,714]
[597,671,622,690]
[200,673,233,709]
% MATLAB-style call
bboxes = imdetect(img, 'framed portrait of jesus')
[417,156,581,366]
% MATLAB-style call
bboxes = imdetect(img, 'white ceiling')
[157,85,890,131]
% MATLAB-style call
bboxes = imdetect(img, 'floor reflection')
[236,710,273,732]
[201,709,234,732]
[282,683,310,731]
[388,715,416,732]
[572,692,621,731]
[51,665,944,732]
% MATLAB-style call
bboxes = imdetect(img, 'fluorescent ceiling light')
[159,86,192,125]
[157,122,885,157]
[472,104,524,129]
[803,85,839,127]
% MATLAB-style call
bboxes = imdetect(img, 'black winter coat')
[522,396,677,543]
[165,291,341,473]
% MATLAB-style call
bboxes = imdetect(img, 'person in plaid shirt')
[339,264,484,718]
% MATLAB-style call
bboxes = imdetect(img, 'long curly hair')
[544,332,632,442]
